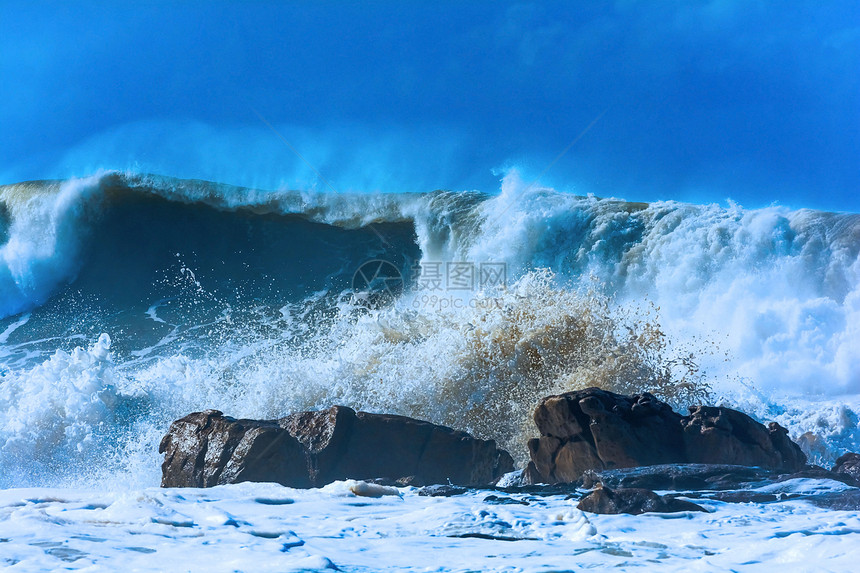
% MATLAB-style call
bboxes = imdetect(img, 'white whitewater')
[0,170,858,488]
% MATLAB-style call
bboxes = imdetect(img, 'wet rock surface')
[577,486,707,515]
[525,388,807,484]
[160,406,514,488]
[418,485,469,497]
[158,410,311,488]
[806,489,860,511]
[572,463,860,506]
[580,463,860,491]
[832,452,860,484]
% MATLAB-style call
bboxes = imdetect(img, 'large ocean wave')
[1,171,859,487]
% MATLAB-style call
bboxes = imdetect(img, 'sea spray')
[1,170,859,486]
[0,333,134,487]
[0,270,713,485]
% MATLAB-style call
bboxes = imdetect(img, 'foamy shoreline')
[2,478,858,572]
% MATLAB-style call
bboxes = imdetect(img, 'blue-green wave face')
[0,174,422,353]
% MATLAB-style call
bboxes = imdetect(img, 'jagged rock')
[159,406,514,488]
[525,388,806,484]
[158,410,311,488]
[576,486,707,515]
[682,406,807,470]
[833,452,860,483]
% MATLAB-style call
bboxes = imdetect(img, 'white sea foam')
[0,334,141,487]
[0,480,857,572]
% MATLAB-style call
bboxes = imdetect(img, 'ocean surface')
[1,170,859,571]
[2,478,858,572]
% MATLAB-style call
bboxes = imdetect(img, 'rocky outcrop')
[833,452,860,484]
[524,388,806,484]
[577,486,707,515]
[159,410,310,488]
[159,406,514,488]
[682,406,806,470]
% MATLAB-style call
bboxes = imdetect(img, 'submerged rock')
[418,484,469,497]
[580,463,859,492]
[577,486,707,515]
[159,406,514,488]
[833,452,860,484]
[807,489,860,511]
[580,464,775,491]
[525,388,806,484]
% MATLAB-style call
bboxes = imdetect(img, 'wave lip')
[0,171,433,320]
[0,175,106,318]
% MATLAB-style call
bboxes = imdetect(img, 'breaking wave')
[1,170,859,487]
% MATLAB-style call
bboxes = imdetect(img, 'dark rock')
[700,477,860,506]
[522,461,545,486]
[531,389,683,483]
[833,452,860,484]
[694,490,807,504]
[576,486,707,515]
[782,466,860,488]
[807,490,860,511]
[493,482,580,497]
[160,406,514,488]
[697,485,860,508]
[579,463,860,506]
[158,410,311,488]
[682,407,807,470]
[580,464,775,491]
[525,388,806,484]
[450,533,531,542]
[482,494,529,506]
[580,463,859,491]
[418,484,468,497]
[370,476,425,487]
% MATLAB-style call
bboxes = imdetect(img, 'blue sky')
[1,1,858,211]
